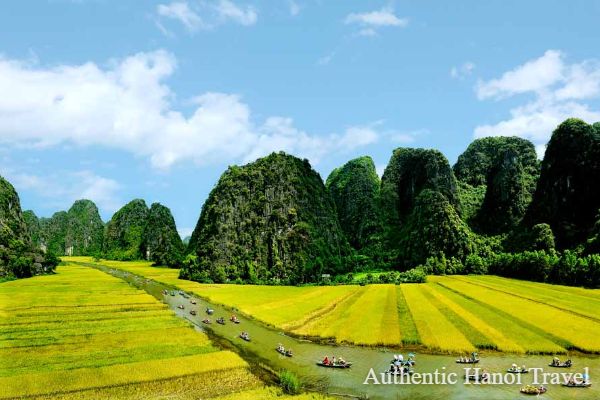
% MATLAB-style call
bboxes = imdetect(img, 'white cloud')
[288,0,300,16]
[0,50,379,170]
[476,50,563,100]
[474,50,600,157]
[345,7,408,27]
[214,0,257,26]
[3,167,121,216]
[450,62,475,80]
[242,118,379,164]
[156,0,256,34]
[157,2,203,32]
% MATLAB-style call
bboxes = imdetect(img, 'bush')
[279,370,300,395]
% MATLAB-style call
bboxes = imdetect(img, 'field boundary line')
[282,288,361,331]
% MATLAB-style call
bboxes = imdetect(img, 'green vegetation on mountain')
[23,210,42,248]
[103,199,149,260]
[453,137,539,234]
[326,156,381,251]
[397,189,474,267]
[142,203,185,267]
[25,200,104,256]
[380,148,466,267]
[182,152,349,284]
[40,211,68,255]
[527,118,600,248]
[64,199,104,256]
[0,175,58,279]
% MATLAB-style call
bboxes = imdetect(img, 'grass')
[0,263,261,399]
[67,257,600,355]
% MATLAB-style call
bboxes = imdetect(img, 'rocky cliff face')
[454,137,539,234]
[326,156,381,250]
[380,148,467,266]
[103,199,149,260]
[141,203,184,267]
[23,210,42,250]
[0,175,57,279]
[26,200,104,256]
[527,118,600,248]
[183,152,349,284]
[64,200,104,256]
[40,211,68,255]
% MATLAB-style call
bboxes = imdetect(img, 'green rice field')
[70,257,600,355]
[0,262,328,399]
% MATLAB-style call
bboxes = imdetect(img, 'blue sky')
[1,0,600,237]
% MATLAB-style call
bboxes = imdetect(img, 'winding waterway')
[87,263,600,400]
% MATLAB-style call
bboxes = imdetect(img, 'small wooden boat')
[170,291,176,296]
[216,317,225,325]
[562,381,591,388]
[456,359,479,364]
[465,373,489,382]
[190,300,197,305]
[316,361,352,369]
[520,385,547,395]
[507,368,529,374]
[230,316,240,324]
[202,318,211,324]
[190,310,197,316]
[239,333,251,342]
[177,305,185,310]
[548,361,572,368]
[206,308,214,315]
[386,369,414,376]
[276,347,293,357]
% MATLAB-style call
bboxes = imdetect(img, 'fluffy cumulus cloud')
[0,50,379,170]
[156,0,256,33]
[345,7,408,36]
[474,50,600,157]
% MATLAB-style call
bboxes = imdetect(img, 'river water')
[90,263,600,400]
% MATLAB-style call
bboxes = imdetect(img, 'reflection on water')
[96,265,600,400]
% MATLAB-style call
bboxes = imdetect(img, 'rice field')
[69,257,600,355]
[0,263,266,399]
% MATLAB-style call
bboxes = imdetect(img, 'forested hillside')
[326,156,381,251]
[0,175,58,279]
[182,152,349,284]
[103,199,183,266]
[24,200,104,256]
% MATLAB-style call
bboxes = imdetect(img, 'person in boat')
[398,354,404,363]
[331,356,337,365]
[521,365,526,372]
[277,343,284,352]
[323,356,329,365]
[552,357,559,366]
[338,356,346,365]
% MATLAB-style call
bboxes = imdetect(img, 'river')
[88,263,600,400]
